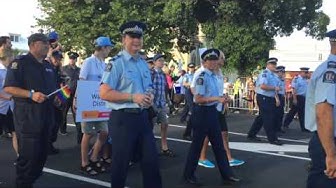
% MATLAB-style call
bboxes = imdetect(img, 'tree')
[201,0,330,75]
[36,0,198,59]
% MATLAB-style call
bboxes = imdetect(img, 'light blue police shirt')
[183,72,194,88]
[276,75,285,95]
[193,68,219,106]
[101,50,152,110]
[305,54,336,136]
[292,75,308,96]
[256,68,278,97]
[216,70,224,112]
[190,67,204,89]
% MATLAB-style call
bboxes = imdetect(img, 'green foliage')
[37,0,198,59]
[202,0,329,75]
[37,0,329,75]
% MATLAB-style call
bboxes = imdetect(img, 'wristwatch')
[29,90,35,99]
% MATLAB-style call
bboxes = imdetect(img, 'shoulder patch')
[327,61,336,69]
[196,77,204,85]
[110,54,121,62]
[105,63,113,72]
[322,71,336,83]
[10,62,18,69]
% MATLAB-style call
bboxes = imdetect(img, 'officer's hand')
[218,97,226,104]
[133,94,147,106]
[325,155,336,179]
[32,92,47,103]
[274,87,280,92]
[73,98,77,112]
[142,94,153,108]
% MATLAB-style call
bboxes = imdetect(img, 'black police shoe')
[247,136,262,141]
[222,176,241,185]
[270,140,283,146]
[48,145,60,155]
[182,175,202,186]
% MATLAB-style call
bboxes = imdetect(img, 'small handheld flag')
[47,85,71,102]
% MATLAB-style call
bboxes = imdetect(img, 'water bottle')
[143,85,154,109]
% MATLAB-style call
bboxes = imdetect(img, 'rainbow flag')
[55,85,71,102]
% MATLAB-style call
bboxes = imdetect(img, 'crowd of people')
[1,21,336,188]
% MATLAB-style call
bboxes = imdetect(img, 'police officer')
[305,29,336,188]
[183,49,240,186]
[283,67,310,132]
[100,21,162,188]
[4,33,57,188]
[61,52,81,142]
[182,63,196,140]
[48,50,65,155]
[247,58,283,145]
[275,66,286,133]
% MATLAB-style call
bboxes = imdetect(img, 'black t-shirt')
[4,53,57,100]
[61,64,80,94]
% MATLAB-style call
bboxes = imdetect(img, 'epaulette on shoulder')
[327,61,336,69]
[13,55,25,62]
[263,70,267,73]
[199,71,206,76]
[110,54,121,62]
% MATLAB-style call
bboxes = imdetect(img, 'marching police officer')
[100,21,162,188]
[183,49,240,186]
[4,33,57,188]
[247,58,283,145]
[61,52,81,142]
[284,67,310,132]
[275,66,286,133]
[182,63,196,140]
[305,29,336,188]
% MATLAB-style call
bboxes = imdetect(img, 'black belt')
[194,104,217,108]
[113,108,144,114]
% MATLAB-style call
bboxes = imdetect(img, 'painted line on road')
[154,136,311,161]
[67,123,309,144]
[167,124,309,144]
[43,168,110,187]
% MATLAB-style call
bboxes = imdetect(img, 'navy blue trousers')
[307,132,336,188]
[109,110,162,188]
[248,94,277,142]
[14,101,52,187]
[275,94,285,131]
[284,95,305,130]
[183,105,233,180]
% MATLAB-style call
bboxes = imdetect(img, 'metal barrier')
[226,88,292,113]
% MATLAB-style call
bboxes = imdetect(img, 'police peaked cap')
[67,52,79,59]
[326,29,336,42]
[201,48,220,61]
[120,21,147,37]
[300,67,310,71]
[266,57,278,65]
[276,66,285,72]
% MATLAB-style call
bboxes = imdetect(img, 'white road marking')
[167,124,310,144]
[43,168,110,187]
[41,124,310,187]
[67,123,310,144]
[154,136,311,161]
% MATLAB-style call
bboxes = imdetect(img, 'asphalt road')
[0,111,312,188]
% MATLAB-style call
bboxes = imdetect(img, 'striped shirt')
[153,68,166,108]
